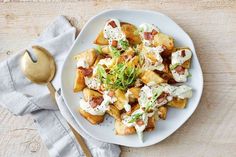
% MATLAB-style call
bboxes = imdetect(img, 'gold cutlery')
[21,46,92,157]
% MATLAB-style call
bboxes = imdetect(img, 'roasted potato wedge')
[145,116,156,132]
[83,88,102,101]
[121,22,142,45]
[94,31,109,45]
[93,55,103,66]
[101,46,110,55]
[158,106,168,120]
[126,104,140,116]
[78,108,104,125]
[127,56,139,67]
[141,70,166,85]
[129,87,141,99]
[115,120,136,135]
[182,59,191,69]
[107,105,121,120]
[73,68,86,92]
[114,89,127,110]
[74,48,97,66]
[153,33,174,51]
[115,116,156,135]
[168,97,188,109]
[131,104,140,113]
[123,47,135,57]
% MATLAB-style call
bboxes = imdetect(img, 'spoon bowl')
[21,46,56,84]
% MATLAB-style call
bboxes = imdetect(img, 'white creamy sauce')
[103,19,126,46]
[171,85,192,99]
[139,84,192,110]
[76,59,89,68]
[162,84,192,99]
[138,85,162,109]
[79,91,117,116]
[85,76,101,90]
[80,99,106,115]
[97,58,114,68]
[171,69,189,82]
[121,84,192,142]
[171,49,192,65]
[141,46,165,71]
[170,49,192,82]
[122,108,149,142]
[124,90,132,112]
[147,81,157,87]
[141,85,153,99]
[139,23,159,46]
[103,90,117,103]
[124,103,131,112]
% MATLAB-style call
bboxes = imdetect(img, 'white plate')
[61,9,203,147]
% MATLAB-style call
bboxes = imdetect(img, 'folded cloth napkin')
[0,16,120,157]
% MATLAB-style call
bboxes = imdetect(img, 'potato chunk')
[128,87,141,100]
[115,120,136,135]
[121,22,142,45]
[115,116,156,135]
[94,31,109,45]
[73,68,86,92]
[153,33,174,51]
[74,48,97,66]
[182,60,191,69]
[141,70,166,85]
[83,88,102,101]
[158,106,168,120]
[78,108,104,125]
[114,89,127,110]
[145,116,156,132]
[168,97,188,109]
[107,105,121,120]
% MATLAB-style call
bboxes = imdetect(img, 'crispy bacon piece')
[108,20,117,28]
[151,29,158,35]
[157,92,169,104]
[144,30,157,40]
[78,67,93,77]
[89,96,104,108]
[103,54,112,58]
[175,65,185,75]
[98,85,105,93]
[136,119,144,126]
[111,40,118,47]
[181,50,186,57]
[143,32,154,40]
[108,91,115,97]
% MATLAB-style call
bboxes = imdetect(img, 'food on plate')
[73,18,193,142]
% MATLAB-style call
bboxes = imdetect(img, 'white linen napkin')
[0,16,121,157]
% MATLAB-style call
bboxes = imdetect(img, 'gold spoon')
[21,46,92,157]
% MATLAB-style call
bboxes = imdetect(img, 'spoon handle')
[47,82,56,97]
[46,82,92,157]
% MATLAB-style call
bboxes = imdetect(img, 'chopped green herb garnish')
[95,45,102,54]
[187,72,192,78]
[170,63,180,70]
[97,65,107,78]
[128,113,143,123]
[97,63,138,91]
[110,46,120,57]
[145,87,163,111]
[118,40,129,50]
